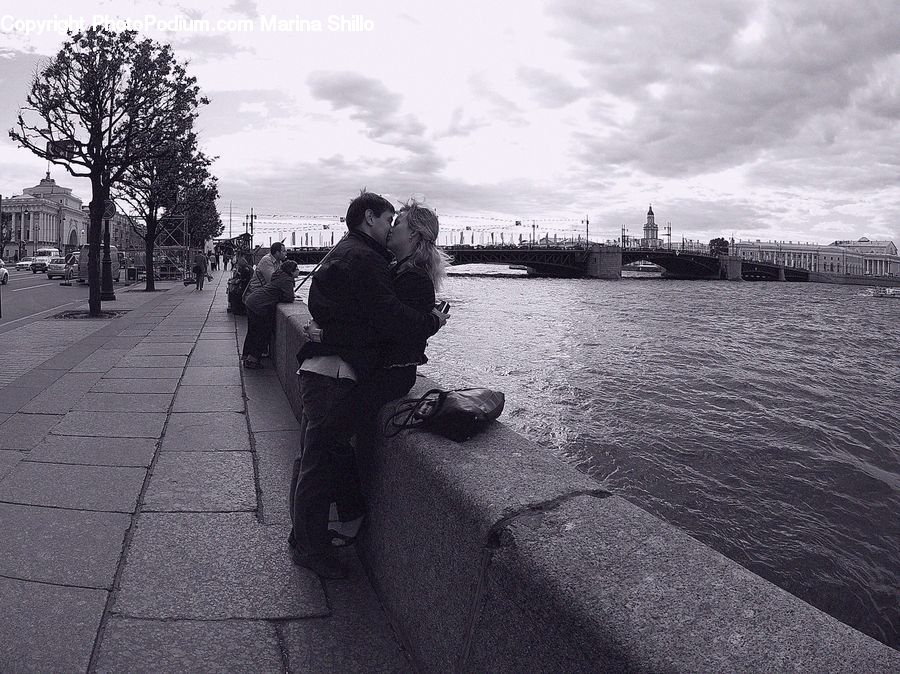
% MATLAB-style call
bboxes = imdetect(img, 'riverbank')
[270,298,900,670]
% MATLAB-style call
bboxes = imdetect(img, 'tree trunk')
[88,180,106,316]
[144,226,156,291]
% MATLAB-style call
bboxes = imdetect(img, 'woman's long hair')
[398,200,452,291]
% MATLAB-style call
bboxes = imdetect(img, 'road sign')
[103,200,117,219]
[46,139,79,160]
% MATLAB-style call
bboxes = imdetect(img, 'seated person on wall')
[228,255,254,315]
[241,259,300,369]
[245,241,287,296]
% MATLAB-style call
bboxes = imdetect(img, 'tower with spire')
[641,204,661,248]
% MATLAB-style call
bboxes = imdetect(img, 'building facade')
[640,205,663,248]
[2,173,139,260]
[733,238,898,276]
[831,238,899,276]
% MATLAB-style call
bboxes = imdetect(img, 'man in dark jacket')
[290,192,447,578]
[192,251,208,290]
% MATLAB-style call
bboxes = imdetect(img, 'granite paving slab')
[51,411,167,438]
[0,449,25,480]
[71,348,131,373]
[172,385,245,412]
[114,512,328,619]
[27,436,157,467]
[94,618,283,674]
[187,350,235,367]
[91,378,180,394]
[18,372,106,414]
[103,367,184,379]
[161,412,250,451]
[190,339,236,354]
[143,451,255,512]
[245,379,302,432]
[254,430,303,525]
[0,462,146,512]
[5,369,67,388]
[180,366,242,386]
[0,386,42,413]
[0,413,64,449]
[279,550,412,672]
[116,355,189,368]
[119,328,153,337]
[197,333,237,341]
[104,336,145,349]
[74,392,174,413]
[138,335,198,344]
[0,502,130,587]
[0,576,107,673]
[129,343,194,356]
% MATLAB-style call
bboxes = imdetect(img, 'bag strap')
[383,388,445,438]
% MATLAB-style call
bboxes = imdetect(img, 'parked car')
[0,260,8,285]
[16,257,34,271]
[46,257,72,280]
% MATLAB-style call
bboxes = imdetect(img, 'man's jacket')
[299,229,440,378]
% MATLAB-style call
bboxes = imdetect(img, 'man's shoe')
[290,546,346,579]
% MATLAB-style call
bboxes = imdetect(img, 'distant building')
[733,237,899,276]
[2,172,139,260]
[640,205,662,248]
[831,238,898,276]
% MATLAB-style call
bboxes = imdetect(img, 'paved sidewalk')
[0,272,410,672]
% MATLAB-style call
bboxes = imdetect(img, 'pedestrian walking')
[192,250,208,290]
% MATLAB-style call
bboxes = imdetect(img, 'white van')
[77,244,121,282]
[30,247,61,273]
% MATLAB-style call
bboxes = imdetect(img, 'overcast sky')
[1,0,898,244]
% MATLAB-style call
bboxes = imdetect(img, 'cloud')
[227,0,259,19]
[435,107,488,139]
[197,89,297,138]
[551,0,900,182]
[517,65,586,108]
[307,71,446,174]
[170,33,253,62]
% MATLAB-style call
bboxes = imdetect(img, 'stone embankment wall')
[274,302,899,672]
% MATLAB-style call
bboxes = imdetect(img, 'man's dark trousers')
[290,371,366,553]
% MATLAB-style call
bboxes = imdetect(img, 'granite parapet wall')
[273,302,899,672]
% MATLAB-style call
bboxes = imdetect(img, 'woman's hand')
[303,319,323,343]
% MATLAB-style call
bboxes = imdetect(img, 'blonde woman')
[379,199,452,396]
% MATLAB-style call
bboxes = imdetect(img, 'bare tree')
[9,27,207,315]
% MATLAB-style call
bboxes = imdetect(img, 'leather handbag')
[385,387,505,442]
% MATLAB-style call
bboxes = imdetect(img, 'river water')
[413,270,899,649]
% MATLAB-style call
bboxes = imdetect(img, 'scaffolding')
[123,214,197,282]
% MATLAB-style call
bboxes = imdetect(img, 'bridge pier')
[585,244,621,279]
[718,255,742,281]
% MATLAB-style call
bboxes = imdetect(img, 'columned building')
[831,238,899,276]
[732,238,899,276]
[2,173,140,260]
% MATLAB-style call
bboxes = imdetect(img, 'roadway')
[0,267,98,334]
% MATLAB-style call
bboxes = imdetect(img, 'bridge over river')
[285,245,900,286]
